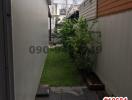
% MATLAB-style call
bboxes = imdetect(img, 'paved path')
[36,87,98,100]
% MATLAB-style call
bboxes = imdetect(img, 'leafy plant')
[58,17,101,73]
[57,19,77,48]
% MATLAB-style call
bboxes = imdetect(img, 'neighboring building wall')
[95,10,132,99]
[11,0,49,100]
[49,5,58,30]
[79,0,97,20]
[79,0,132,99]
[95,0,132,99]
[98,0,132,17]
[67,5,79,18]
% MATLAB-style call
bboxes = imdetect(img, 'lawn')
[40,47,83,86]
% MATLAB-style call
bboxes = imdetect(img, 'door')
[0,0,14,100]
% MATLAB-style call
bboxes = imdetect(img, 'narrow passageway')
[1,0,132,99]
[36,0,107,99]
[40,47,83,86]
[35,46,106,100]
[36,47,97,100]
[36,47,96,100]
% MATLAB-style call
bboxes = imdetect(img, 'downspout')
[48,7,52,42]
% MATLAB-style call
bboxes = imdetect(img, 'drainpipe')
[48,6,52,42]
[49,16,52,42]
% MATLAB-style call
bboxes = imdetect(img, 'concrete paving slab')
[36,86,97,100]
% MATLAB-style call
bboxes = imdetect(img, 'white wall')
[94,10,132,99]
[79,0,97,20]
[11,0,49,100]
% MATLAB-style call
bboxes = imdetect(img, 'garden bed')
[79,70,105,91]
[86,72,105,90]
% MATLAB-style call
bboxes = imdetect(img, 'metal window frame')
[1,0,15,99]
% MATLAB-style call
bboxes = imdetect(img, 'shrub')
[57,19,77,48]
[58,17,101,73]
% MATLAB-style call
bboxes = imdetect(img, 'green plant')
[58,17,101,73]
[57,19,77,48]
[68,18,101,72]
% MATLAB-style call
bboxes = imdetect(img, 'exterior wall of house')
[98,0,132,17]
[79,0,132,99]
[79,0,97,20]
[67,5,79,18]
[11,0,49,100]
[95,1,132,99]
[93,10,132,99]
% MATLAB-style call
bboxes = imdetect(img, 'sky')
[52,0,84,10]
[53,0,84,5]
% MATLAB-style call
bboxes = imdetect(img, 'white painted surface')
[67,5,79,18]
[93,10,132,99]
[79,0,97,20]
[11,0,49,100]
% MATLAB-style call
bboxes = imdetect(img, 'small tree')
[57,19,78,58]
[58,17,101,73]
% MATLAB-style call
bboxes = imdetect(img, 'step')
[36,85,50,97]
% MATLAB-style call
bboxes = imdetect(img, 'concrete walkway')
[36,87,98,100]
